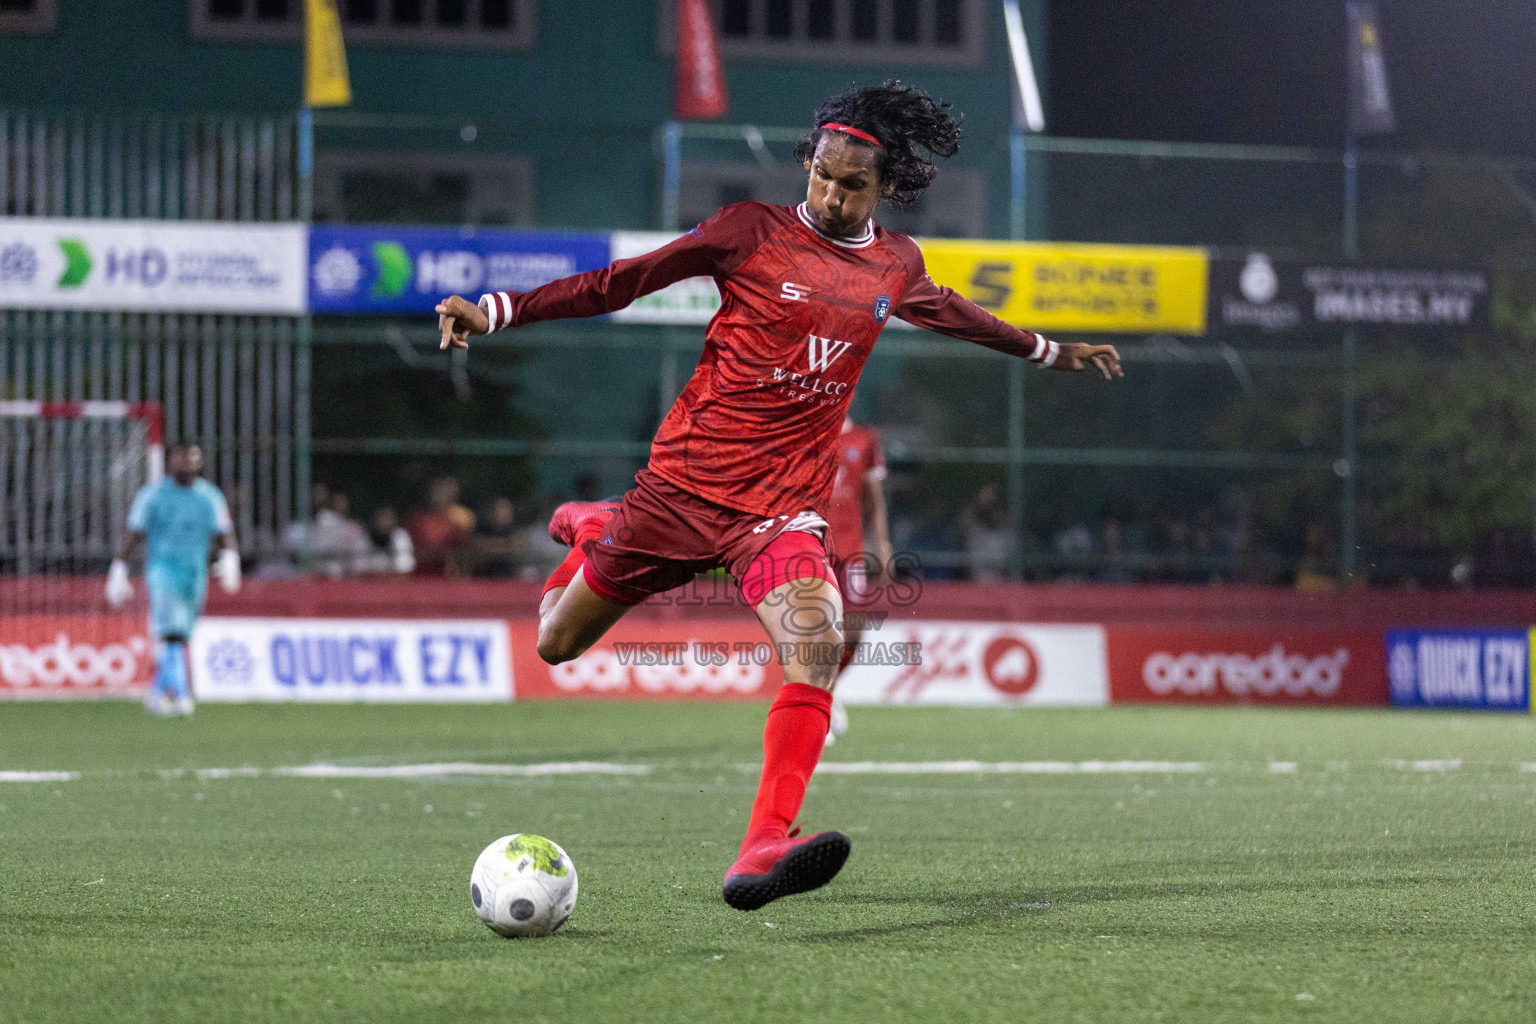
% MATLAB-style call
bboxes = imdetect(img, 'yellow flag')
[304,0,351,108]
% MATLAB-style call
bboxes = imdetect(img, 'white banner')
[191,617,513,702]
[608,231,721,324]
[0,218,307,314]
[835,621,1108,707]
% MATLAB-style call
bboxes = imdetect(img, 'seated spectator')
[960,483,1011,583]
[408,477,473,576]
[363,506,415,575]
[1293,522,1336,592]
[310,491,372,577]
[474,497,526,578]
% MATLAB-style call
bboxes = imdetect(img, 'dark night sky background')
[1047,1,1536,155]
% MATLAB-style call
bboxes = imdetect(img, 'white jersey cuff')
[479,293,512,333]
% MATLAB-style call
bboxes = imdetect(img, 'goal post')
[0,401,164,699]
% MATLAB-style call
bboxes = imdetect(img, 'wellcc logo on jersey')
[190,617,512,702]
[806,334,853,372]
[759,333,855,406]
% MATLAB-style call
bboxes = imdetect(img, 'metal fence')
[0,109,308,561]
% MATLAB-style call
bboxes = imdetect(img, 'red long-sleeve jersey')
[479,201,1058,519]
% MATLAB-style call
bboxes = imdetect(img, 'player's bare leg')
[723,575,852,911]
[535,570,630,664]
[533,498,630,665]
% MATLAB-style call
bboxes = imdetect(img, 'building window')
[313,151,535,227]
[679,161,987,240]
[664,0,983,65]
[0,0,56,34]
[190,0,534,49]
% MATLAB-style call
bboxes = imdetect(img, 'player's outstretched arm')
[436,295,490,351]
[895,245,1124,382]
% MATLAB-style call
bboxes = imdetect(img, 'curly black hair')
[794,80,962,207]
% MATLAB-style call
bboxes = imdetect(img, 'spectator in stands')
[1052,520,1095,582]
[960,483,1011,583]
[517,496,569,581]
[1293,522,1336,592]
[474,496,525,578]
[908,507,965,581]
[364,506,416,575]
[310,491,372,577]
[1096,516,1138,584]
[408,476,473,576]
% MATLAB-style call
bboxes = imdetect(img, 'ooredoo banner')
[190,617,512,702]
[1107,629,1388,706]
[0,616,154,698]
[510,621,781,701]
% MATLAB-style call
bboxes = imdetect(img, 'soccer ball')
[470,834,578,938]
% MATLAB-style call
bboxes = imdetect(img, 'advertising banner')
[307,225,610,314]
[510,619,1107,706]
[1107,629,1388,706]
[0,218,307,314]
[510,621,781,701]
[0,617,154,698]
[1211,253,1489,333]
[608,231,721,324]
[833,621,1108,707]
[190,617,512,702]
[918,239,1209,335]
[1387,629,1531,711]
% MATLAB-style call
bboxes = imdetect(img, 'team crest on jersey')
[873,295,891,323]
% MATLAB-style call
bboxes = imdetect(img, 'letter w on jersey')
[807,334,853,372]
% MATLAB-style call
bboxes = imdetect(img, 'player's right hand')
[105,559,132,609]
[436,295,491,350]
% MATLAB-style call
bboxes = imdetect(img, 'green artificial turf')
[2,701,1535,1024]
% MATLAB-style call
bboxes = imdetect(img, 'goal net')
[0,401,164,699]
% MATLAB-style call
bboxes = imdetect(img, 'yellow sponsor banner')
[304,0,352,108]
[919,239,1209,335]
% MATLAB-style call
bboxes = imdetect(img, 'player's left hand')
[1053,342,1124,379]
[217,547,242,594]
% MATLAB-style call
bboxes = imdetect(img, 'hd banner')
[1211,253,1489,333]
[0,218,307,314]
[919,239,1210,335]
[1387,629,1531,711]
[307,225,611,314]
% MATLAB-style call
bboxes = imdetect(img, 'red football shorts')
[580,467,837,609]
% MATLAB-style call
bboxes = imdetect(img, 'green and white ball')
[470,834,578,938]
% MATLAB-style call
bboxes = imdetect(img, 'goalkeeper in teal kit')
[105,444,241,716]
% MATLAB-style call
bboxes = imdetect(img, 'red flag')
[675,0,727,120]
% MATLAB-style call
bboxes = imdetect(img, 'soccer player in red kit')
[822,415,892,743]
[436,81,1122,911]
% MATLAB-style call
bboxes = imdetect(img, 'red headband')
[819,122,885,150]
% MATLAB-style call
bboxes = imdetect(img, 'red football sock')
[740,683,833,855]
[540,516,611,599]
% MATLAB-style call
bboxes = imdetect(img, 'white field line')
[1389,759,1463,772]
[1269,762,1300,773]
[0,762,651,782]
[806,760,1210,775]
